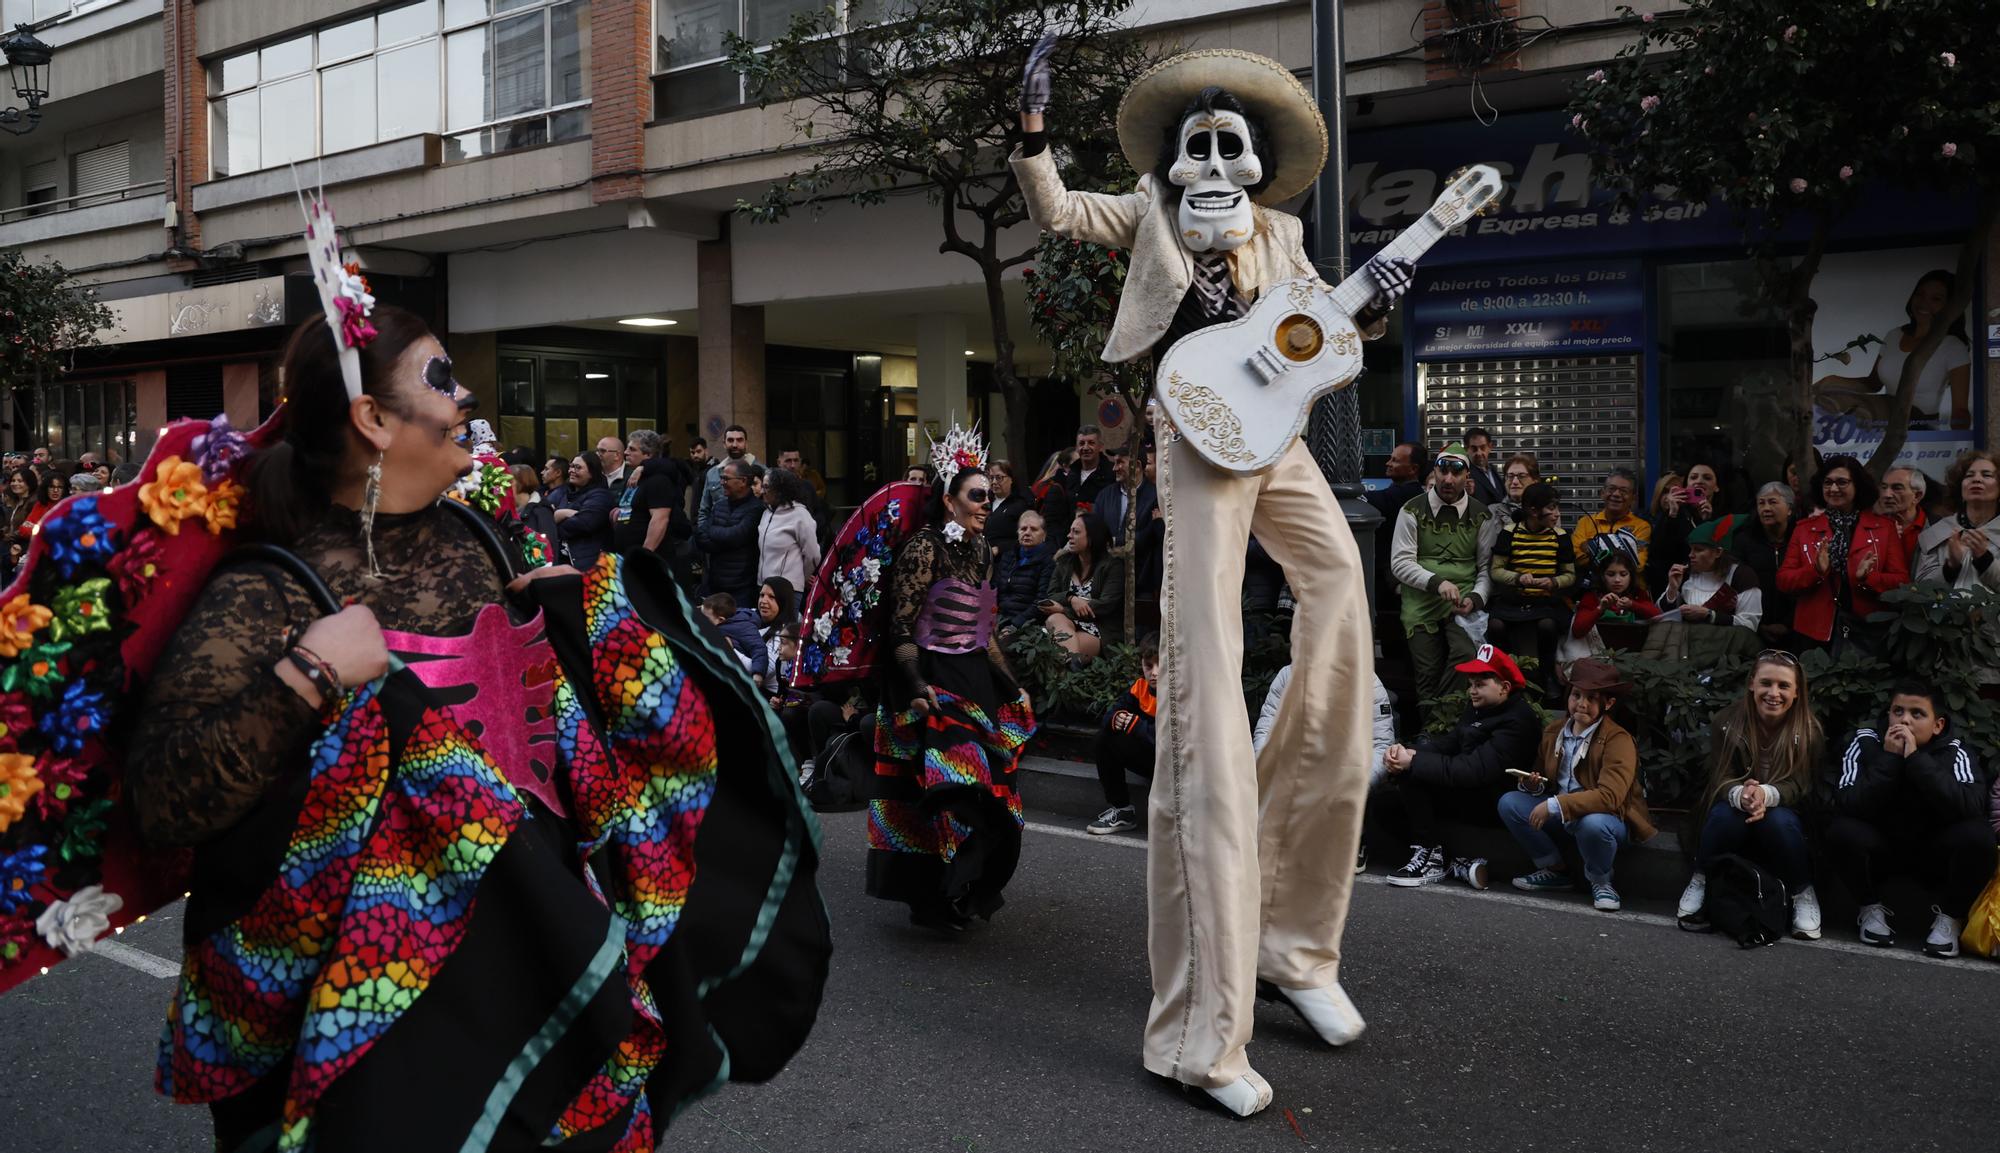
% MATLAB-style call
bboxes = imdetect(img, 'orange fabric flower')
[138,455,210,536]
[0,753,42,833]
[204,478,243,535]
[0,594,52,659]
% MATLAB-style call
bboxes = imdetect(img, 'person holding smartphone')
[1500,659,1654,912]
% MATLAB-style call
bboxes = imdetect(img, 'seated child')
[1084,635,1159,835]
[700,592,768,677]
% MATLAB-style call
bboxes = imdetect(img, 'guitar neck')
[1329,209,1451,316]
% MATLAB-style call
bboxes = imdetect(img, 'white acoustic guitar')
[1155,164,1506,475]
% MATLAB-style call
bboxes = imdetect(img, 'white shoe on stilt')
[1202,1069,1273,1117]
[1257,979,1366,1047]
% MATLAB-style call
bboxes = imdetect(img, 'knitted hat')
[1434,442,1471,469]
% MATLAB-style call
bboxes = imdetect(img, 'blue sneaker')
[1511,868,1570,893]
[1590,881,1622,912]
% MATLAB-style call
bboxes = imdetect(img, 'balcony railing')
[0,178,166,225]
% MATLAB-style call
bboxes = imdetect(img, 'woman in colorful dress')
[0,192,825,1152]
[866,432,1036,933]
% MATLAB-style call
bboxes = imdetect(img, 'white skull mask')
[1168,107,1262,253]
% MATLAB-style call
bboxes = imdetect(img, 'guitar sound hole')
[1277,315,1323,362]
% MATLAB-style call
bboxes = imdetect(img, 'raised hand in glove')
[1364,254,1415,312]
[1021,31,1058,116]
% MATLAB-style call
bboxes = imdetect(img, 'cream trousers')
[1144,430,1374,1089]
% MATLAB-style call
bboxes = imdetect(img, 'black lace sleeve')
[127,567,322,848]
[891,532,940,644]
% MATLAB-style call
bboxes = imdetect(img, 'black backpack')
[804,723,871,812]
[1703,853,1791,948]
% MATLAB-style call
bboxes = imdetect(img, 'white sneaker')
[1857,903,1895,947]
[1789,884,1822,940]
[1676,872,1707,921]
[1258,979,1366,1047]
[1924,906,1962,959]
[1202,1068,1273,1117]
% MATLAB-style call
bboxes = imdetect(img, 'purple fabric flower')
[39,497,119,579]
[40,679,107,757]
[190,414,249,485]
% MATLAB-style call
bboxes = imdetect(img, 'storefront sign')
[1409,259,1644,358]
[98,275,292,346]
[1808,245,1979,484]
[1814,421,1973,482]
[1347,113,1976,265]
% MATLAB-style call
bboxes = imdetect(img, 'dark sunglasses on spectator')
[1435,458,1470,474]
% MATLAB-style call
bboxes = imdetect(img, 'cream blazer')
[1010,145,1322,365]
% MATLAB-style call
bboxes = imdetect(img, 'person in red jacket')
[1777,455,1911,653]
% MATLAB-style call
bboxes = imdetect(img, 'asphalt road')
[5,808,1997,1153]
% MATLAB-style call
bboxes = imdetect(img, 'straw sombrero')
[1115,49,1329,206]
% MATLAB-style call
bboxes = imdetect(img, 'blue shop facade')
[1344,111,1986,514]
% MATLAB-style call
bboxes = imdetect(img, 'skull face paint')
[1170,108,1261,253]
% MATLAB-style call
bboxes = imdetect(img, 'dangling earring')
[361,450,385,579]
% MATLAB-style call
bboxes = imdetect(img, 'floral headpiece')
[297,181,376,402]
[927,420,988,491]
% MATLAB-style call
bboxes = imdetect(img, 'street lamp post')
[1,23,53,137]
[1305,0,1384,614]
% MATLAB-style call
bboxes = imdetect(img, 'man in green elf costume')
[1390,442,1499,724]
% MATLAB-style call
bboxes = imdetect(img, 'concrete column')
[915,313,969,436]
[697,236,765,453]
[134,369,167,459]
[221,362,259,430]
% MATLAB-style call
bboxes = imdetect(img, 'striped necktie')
[1191,253,1243,322]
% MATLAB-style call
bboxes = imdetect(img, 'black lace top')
[127,503,504,847]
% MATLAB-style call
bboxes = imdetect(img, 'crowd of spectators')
[0,448,133,586]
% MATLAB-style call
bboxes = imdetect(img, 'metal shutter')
[1421,355,1643,515]
[165,365,225,422]
[24,158,59,193]
[71,141,131,207]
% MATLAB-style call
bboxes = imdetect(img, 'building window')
[1657,260,1790,504]
[71,140,131,208]
[36,379,136,463]
[207,0,592,178]
[497,348,667,462]
[654,0,890,119]
[16,158,59,219]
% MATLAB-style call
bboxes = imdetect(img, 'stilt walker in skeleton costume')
[1014,41,1413,1116]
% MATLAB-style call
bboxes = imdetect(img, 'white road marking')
[1024,823,1995,972]
[1024,821,1147,850]
[90,940,181,980]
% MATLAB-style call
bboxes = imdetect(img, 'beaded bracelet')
[284,644,345,702]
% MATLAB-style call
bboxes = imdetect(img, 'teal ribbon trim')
[457,912,627,1153]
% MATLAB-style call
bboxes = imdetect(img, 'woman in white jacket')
[758,467,822,593]
[1915,452,2000,686]
[1254,666,1397,873]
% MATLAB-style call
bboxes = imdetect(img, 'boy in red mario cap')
[1375,643,1542,890]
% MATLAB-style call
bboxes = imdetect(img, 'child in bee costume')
[1013,41,1412,1116]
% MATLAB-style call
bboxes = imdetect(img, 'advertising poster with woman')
[1811,245,1978,484]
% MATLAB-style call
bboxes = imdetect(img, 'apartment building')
[1,0,1985,506]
